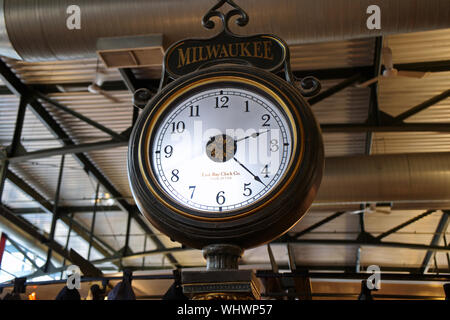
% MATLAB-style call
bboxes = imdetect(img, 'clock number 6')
[216,191,226,205]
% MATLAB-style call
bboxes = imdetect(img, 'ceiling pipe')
[316,152,450,205]
[0,0,449,61]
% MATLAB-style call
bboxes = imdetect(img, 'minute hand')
[233,157,266,186]
[236,129,270,143]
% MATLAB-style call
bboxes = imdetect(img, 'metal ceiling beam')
[394,60,450,73]
[364,36,383,155]
[0,60,448,96]
[115,263,448,275]
[5,169,116,259]
[7,138,128,163]
[320,123,450,133]
[118,68,138,93]
[90,246,188,264]
[293,66,373,81]
[0,96,28,201]
[119,68,142,126]
[289,211,347,240]
[419,211,450,274]
[273,239,450,253]
[0,58,179,268]
[61,205,123,214]
[0,204,73,263]
[375,210,436,241]
[117,68,181,267]
[34,91,125,140]
[392,89,450,124]
[0,154,7,203]
[257,271,450,282]
[307,73,363,106]
[44,154,65,272]
[11,205,126,214]
[5,170,52,212]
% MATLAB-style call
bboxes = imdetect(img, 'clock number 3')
[270,139,279,152]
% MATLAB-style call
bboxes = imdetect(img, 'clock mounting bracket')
[157,0,321,98]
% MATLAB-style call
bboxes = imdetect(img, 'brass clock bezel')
[137,74,304,222]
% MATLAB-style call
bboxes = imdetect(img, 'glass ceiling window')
[0,237,56,283]
[1,180,41,208]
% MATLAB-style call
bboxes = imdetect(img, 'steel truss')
[1,37,450,275]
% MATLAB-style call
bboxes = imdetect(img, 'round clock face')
[151,86,293,213]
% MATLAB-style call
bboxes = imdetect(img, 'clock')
[128,65,324,249]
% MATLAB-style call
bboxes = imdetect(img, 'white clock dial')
[151,87,293,213]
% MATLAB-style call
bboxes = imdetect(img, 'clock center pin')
[206,134,237,163]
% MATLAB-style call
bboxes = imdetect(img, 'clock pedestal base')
[181,244,261,300]
[182,269,261,300]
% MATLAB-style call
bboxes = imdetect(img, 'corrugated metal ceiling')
[1,28,450,271]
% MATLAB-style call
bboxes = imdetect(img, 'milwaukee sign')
[164,33,287,78]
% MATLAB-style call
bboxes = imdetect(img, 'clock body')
[128,65,324,249]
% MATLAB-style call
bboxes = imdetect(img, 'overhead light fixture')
[96,34,165,69]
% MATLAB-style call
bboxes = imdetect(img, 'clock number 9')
[164,145,173,158]
[216,191,226,205]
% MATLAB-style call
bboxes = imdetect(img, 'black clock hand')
[236,129,270,143]
[233,157,266,186]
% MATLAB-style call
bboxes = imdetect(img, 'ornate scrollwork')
[284,61,322,97]
[297,76,322,97]
[202,0,249,33]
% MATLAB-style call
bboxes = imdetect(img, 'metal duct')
[1,0,449,61]
[316,152,450,205]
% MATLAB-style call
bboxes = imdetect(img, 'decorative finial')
[202,0,249,33]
